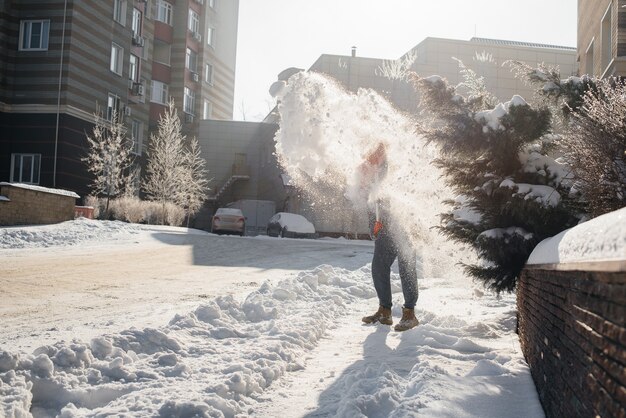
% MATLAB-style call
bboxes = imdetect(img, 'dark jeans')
[371,233,418,309]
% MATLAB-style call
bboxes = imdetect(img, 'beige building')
[578,0,626,77]
[308,37,577,116]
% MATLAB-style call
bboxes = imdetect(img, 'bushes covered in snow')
[86,195,186,226]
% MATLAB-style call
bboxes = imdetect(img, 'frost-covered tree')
[179,137,209,226]
[412,73,580,292]
[143,101,208,224]
[82,110,135,215]
[508,61,626,218]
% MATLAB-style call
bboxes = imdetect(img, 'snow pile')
[273,71,467,277]
[0,265,376,416]
[0,218,140,249]
[527,206,626,264]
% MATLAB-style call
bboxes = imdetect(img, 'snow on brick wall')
[517,267,626,418]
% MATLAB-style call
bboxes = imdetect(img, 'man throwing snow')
[359,142,420,331]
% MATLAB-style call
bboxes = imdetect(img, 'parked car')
[266,212,317,239]
[211,208,246,236]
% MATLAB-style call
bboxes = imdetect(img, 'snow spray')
[273,71,471,278]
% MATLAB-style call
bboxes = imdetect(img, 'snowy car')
[266,212,317,239]
[211,208,246,235]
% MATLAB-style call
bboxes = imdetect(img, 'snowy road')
[0,220,543,417]
[1,224,372,353]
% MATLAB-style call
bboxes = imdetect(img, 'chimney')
[351,46,356,57]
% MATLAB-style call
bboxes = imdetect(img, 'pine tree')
[143,100,208,225]
[412,73,579,292]
[82,110,135,216]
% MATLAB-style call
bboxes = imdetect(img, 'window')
[153,40,171,65]
[113,0,127,25]
[186,48,198,72]
[107,94,121,120]
[601,3,613,72]
[206,26,215,47]
[156,0,173,25]
[203,100,212,120]
[19,20,50,51]
[10,154,41,184]
[208,0,215,9]
[151,80,169,104]
[131,120,143,155]
[129,54,139,82]
[184,87,195,114]
[132,8,142,36]
[110,43,124,75]
[205,63,214,84]
[188,9,200,35]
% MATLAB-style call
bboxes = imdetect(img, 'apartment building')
[0,0,238,199]
[578,0,626,77]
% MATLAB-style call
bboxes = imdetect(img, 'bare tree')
[82,109,135,215]
[566,78,626,217]
[143,100,208,225]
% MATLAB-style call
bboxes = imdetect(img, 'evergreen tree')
[143,100,208,224]
[412,73,579,292]
[83,110,135,216]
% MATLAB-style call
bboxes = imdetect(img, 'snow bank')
[0,265,377,416]
[0,218,140,249]
[527,207,626,264]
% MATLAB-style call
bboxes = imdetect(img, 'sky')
[233,0,578,121]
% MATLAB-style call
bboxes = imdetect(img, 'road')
[0,229,373,353]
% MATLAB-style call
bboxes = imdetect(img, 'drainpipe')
[53,0,68,187]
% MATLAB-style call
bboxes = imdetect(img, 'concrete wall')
[517,264,626,418]
[0,183,78,225]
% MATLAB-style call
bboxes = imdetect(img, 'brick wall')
[518,265,626,418]
[0,184,77,225]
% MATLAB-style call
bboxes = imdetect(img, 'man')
[359,142,420,331]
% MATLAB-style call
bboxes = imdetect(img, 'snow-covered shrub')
[109,196,147,224]
[411,72,580,292]
[165,204,185,226]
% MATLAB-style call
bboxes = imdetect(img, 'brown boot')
[394,307,419,331]
[362,306,393,325]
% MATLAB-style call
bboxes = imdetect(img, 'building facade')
[308,37,578,116]
[578,0,626,77]
[0,0,238,199]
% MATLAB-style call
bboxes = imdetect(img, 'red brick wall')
[518,266,626,418]
[0,185,77,225]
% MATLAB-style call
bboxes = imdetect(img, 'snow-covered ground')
[0,219,543,417]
